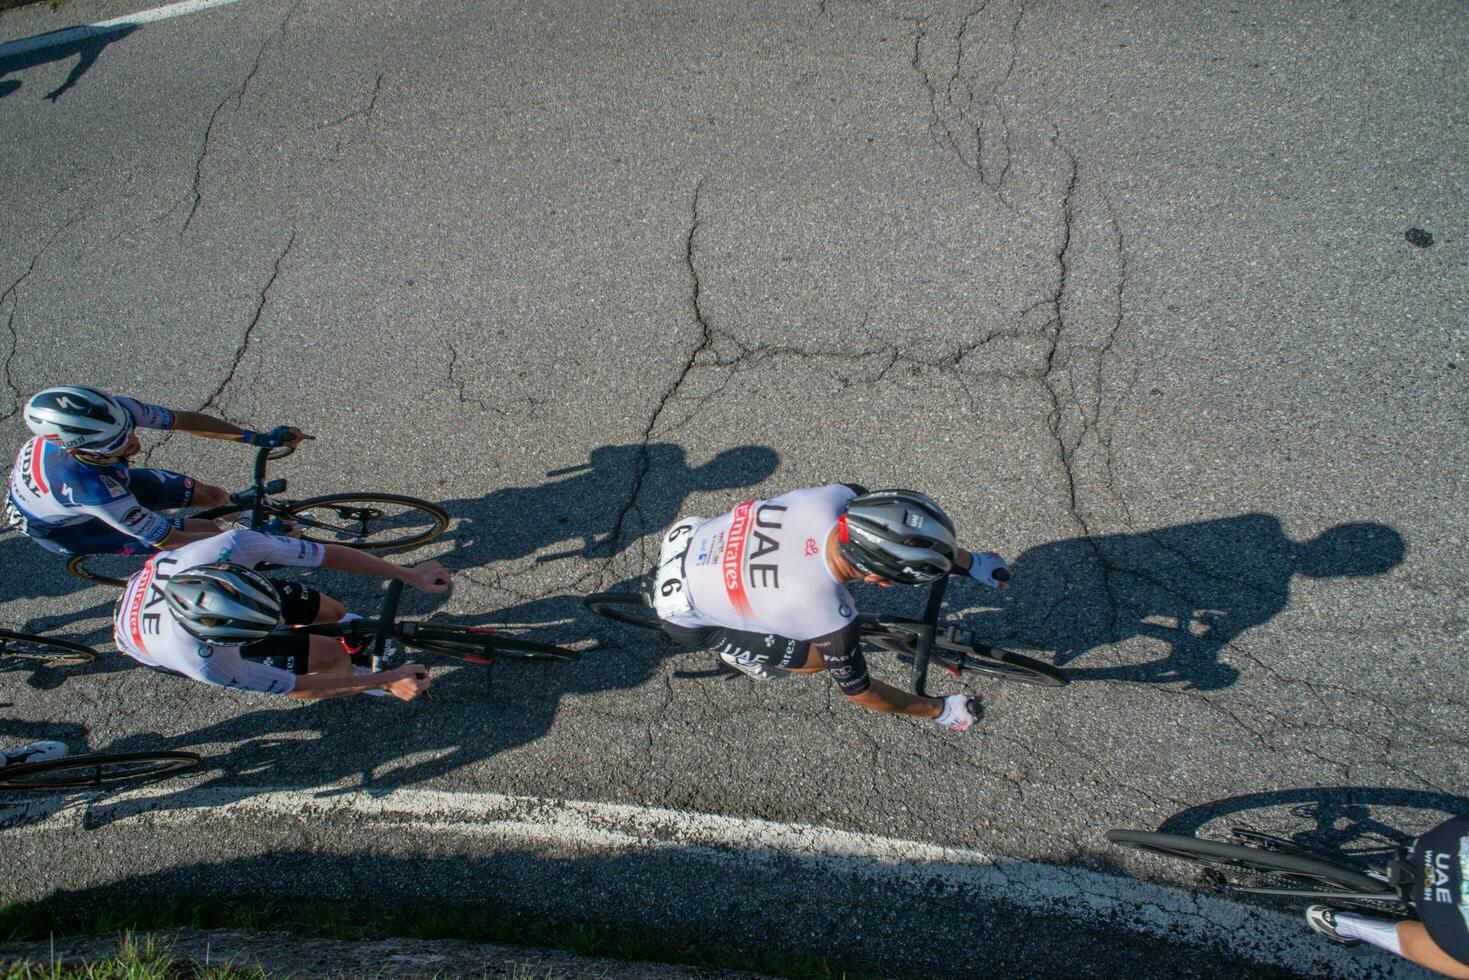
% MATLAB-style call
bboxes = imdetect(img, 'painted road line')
[0,785,1415,978]
[0,0,250,60]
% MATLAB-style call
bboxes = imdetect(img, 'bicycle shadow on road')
[436,442,778,566]
[958,514,1405,691]
[0,25,138,102]
[1154,786,1469,857]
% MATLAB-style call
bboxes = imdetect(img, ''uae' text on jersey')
[667,484,859,640]
[113,530,325,695]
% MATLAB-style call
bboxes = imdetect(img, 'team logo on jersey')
[196,644,214,659]
[217,547,233,561]
[121,506,148,528]
[838,601,852,618]
[99,475,128,498]
[764,634,775,647]
[804,538,818,556]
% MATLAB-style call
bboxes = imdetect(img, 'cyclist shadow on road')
[956,514,1405,691]
[0,25,139,102]
[435,442,778,566]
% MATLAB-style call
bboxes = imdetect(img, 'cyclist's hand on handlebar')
[967,551,1010,589]
[386,664,431,701]
[403,560,452,593]
[934,694,982,731]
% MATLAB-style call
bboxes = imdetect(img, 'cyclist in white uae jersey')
[113,529,448,700]
[7,385,306,557]
[653,485,1010,730]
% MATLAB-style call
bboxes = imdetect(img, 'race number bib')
[651,517,702,620]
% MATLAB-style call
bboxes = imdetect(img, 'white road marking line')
[0,0,249,61]
[2,785,1415,977]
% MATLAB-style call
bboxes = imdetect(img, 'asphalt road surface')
[1,1,1465,977]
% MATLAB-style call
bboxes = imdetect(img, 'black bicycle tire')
[0,629,98,664]
[283,493,449,551]
[583,593,662,631]
[954,645,1069,687]
[1106,830,1392,895]
[65,554,134,588]
[408,629,580,663]
[0,751,201,790]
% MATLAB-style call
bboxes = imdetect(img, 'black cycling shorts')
[239,579,323,673]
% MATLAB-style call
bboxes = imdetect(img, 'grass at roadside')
[1,931,268,979]
[0,896,861,979]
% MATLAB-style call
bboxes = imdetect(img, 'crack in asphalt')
[181,0,305,238]
[0,214,85,423]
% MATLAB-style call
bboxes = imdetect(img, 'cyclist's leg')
[242,633,347,676]
[269,578,345,625]
[1398,921,1469,979]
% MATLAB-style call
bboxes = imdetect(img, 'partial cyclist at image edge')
[1306,815,1469,979]
[113,528,449,701]
[5,385,305,557]
[652,485,1010,731]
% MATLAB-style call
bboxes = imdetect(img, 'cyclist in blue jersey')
[6,385,305,557]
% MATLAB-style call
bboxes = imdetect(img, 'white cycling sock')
[1333,912,1403,955]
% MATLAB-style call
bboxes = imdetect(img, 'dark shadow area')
[1156,786,1469,856]
[937,514,1404,691]
[437,443,778,566]
[0,24,137,101]
[0,848,1299,980]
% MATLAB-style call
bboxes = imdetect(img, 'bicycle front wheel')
[409,626,580,663]
[0,630,97,664]
[1106,830,1393,899]
[285,494,448,551]
[582,593,662,631]
[65,553,143,588]
[0,751,201,790]
[946,642,1069,687]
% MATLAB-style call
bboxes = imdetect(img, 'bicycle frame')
[898,575,950,697]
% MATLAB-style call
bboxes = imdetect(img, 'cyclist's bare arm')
[319,544,452,593]
[1399,922,1469,979]
[169,411,309,445]
[846,678,942,719]
[287,664,429,702]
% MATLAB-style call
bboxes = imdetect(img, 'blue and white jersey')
[5,396,178,546]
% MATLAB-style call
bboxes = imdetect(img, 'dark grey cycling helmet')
[24,385,133,452]
[839,489,958,585]
[164,563,282,645]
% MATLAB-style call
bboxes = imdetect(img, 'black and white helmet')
[163,563,282,645]
[839,489,959,585]
[24,385,133,452]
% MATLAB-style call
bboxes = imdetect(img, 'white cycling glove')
[935,694,980,731]
[968,551,1010,588]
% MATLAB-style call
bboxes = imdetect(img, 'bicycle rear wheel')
[941,640,1069,687]
[0,751,201,790]
[284,494,448,551]
[0,630,97,664]
[1106,830,1395,900]
[409,626,580,663]
[583,592,662,631]
[65,553,144,588]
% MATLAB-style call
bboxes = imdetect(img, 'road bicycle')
[295,579,579,675]
[1106,826,1414,916]
[585,567,1067,693]
[0,750,200,790]
[0,628,97,666]
[66,429,449,586]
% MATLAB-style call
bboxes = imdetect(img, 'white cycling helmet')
[163,563,282,645]
[24,385,133,453]
[839,489,959,585]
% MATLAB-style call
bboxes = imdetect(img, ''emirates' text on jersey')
[667,484,859,640]
[113,530,325,695]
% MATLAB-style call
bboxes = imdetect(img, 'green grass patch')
[0,896,865,979]
[1,931,268,979]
